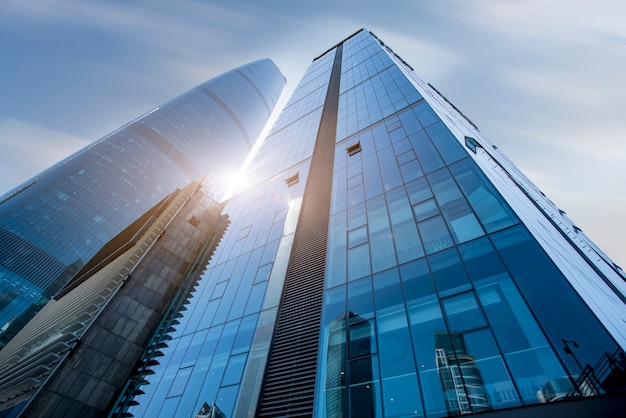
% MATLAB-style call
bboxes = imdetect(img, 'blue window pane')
[367,195,397,273]
[400,159,424,184]
[446,204,483,243]
[362,153,385,200]
[392,137,411,155]
[408,129,445,174]
[348,225,369,248]
[386,116,402,133]
[412,101,439,127]
[372,268,404,311]
[408,300,450,416]
[259,239,280,266]
[449,158,518,233]
[348,183,365,207]
[449,330,521,411]
[215,384,239,417]
[505,347,569,405]
[348,203,367,230]
[397,149,416,166]
[425,122,467,164]
[417,215,453,254]
[254,263,272,284]
[475,278,537,351]
[347,276,375,321]
[324,285,347,326]
[327,212,347,288]
[197,326,222,368]
[325,388,347,417]
[376,312,416,379]
[380,374,423,417]
[491,225,619,376]
[348,174,363,189]
[211,281,227,300]
[167,366,193,398]
[322,313,348,414]
[331,167,348,215]
[349,319,377,359]
[428,247,472,297]
[405,176,433,205]
[349,356,380,385]
[399,258,436,302]
[232,313,259,354]
[181,330,208,368]
[427,168,462,204]
[372,123,391,150]
[158,397,181,418]
[399,106,423,135]
[386,187,424,263]
[359,129,375,157]
[441,291,487,332]
[349,379,383,417]
[461,237,555,353]
[176,369,214,417]
[348,243,371,281]
[377,146,403,191]
[221,353,247,386]
[348,159,362,178]
[334,142,349,171]
[373,269,417,380]
[467,248,569,405]
[428,167,484,243]
[457,237,508,284]
[324,307,348,413]
[413,198,439,221]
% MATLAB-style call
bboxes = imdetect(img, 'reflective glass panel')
[441,291,487,332]
[417,215,453,254]
[428,247,471,297]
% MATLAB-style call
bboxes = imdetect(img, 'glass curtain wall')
[316,30,621,418]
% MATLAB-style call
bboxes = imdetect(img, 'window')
[285,172,299,187]
[347,141,362,156]
[465,136,481,153]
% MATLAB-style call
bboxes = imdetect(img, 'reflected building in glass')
[434,331,491,415]
[0,59,285,347]
[121,29,626,417]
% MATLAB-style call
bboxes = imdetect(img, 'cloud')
[0,117,91,194]
[0,0,624,268]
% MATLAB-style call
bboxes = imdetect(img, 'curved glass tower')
[0,59,285,346]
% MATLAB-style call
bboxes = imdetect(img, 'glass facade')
[127,30,625,417]
[126,45,334,418]
[0,59,285,347]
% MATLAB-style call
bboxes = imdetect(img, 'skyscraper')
[0,180,230,417]
[0,59,285,347]
[119,29,625,417]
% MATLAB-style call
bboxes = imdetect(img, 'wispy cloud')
[0,0,624,266]
[0,117,91,194]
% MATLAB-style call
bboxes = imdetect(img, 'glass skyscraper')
[0,59,285,347]
[124,30,625,417]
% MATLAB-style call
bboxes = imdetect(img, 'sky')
[0,0,624,268]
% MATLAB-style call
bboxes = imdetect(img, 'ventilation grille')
[257,43,343,417]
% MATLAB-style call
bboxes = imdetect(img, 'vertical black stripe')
[257,45,343,417]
